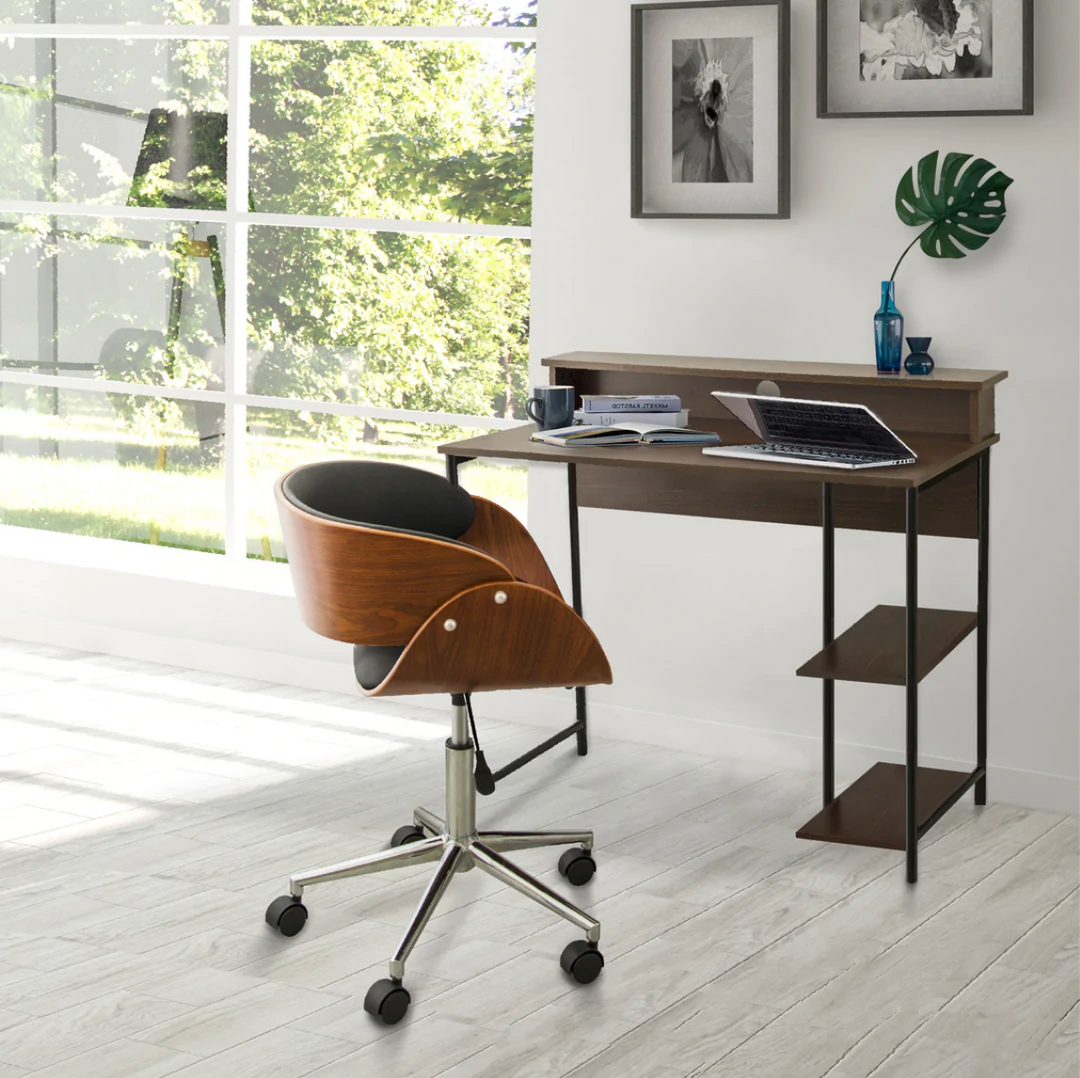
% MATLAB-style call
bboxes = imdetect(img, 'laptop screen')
[752,399,907,453]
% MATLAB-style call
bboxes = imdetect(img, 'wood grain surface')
[440,423,998,491]
[796,606,979,685]
[576,456,979,537]
[365,582,612,696]
[796,763,974,850]
[543,351,1007,390]
[553,367,989,441]
[458,497,562,598]
[276,479,513,647]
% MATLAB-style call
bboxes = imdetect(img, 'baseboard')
[473,689,1080,817]
[3,614,1076,816]
[0,613,358,698]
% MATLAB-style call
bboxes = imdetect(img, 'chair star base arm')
[470,842,600,943]
[287,836,443,897]
[412,806,445,836]
[407,810,596,856]
[477,829,594,853]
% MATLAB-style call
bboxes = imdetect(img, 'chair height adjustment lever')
[465,694,496,795]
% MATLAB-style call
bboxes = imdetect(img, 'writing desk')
[441,352,1007,883]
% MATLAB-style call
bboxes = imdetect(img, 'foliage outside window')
[0,0,534,559]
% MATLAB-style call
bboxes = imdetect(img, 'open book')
[531,421,721,447]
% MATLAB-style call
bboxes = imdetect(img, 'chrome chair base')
[265,702,603,1023]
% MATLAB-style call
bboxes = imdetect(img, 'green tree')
[246,25,534,436]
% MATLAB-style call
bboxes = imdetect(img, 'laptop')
[704,392,917,470]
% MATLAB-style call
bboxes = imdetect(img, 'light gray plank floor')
[0,637,1075,1078]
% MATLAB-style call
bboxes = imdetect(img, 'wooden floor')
[0,637,1075,1078]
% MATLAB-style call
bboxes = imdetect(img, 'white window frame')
[0,10,535,566]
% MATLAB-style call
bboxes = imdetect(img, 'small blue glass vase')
[905,337,935,376]
[874,281,904,374]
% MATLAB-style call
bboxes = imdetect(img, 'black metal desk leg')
[567,464,588,755]
[976,451,990,805]
[822,483,835,806]
[906,487,920,884]
[445,454,461,486]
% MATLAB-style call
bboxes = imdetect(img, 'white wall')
[527,0,1079,812]
[0,0,1075,814]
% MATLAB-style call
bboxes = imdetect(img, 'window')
[0,1,534,560]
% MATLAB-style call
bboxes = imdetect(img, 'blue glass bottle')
[904,337,935,376]
[874,281,903,374]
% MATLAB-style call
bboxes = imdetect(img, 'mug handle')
[525,397,545,425]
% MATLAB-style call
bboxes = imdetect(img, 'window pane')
[251,1,535,28]
[248,227,530,420]
[0,38,228,209]
[249,39,532,225]
[247,407,524,560]
[0,385,225,552]
[0,215,227,392]
[4,0,228,23]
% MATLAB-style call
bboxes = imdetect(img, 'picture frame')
[631,0,791,219]
[818,0,1034,118]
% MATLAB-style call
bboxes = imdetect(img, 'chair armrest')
[363,582,611,697]
[458,497,562,598]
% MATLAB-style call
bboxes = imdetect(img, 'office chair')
[264,460,613,1024]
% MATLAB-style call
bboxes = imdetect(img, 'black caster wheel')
[364,978,411,1025]
[561,940,605,985]
[390,824,426,848]
[265,895,308,937]
[558,847,596,886]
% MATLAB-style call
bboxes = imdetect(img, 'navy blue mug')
[526,386,575,431]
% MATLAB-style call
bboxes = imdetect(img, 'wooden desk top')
[544,352,1008,392]
[439,422,999,490]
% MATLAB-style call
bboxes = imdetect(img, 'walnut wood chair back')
[277,460,612,697]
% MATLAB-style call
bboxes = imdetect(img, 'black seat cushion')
[282,460,475,540]
[353,645,405,691]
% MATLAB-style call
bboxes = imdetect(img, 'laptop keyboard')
[747,443,905,465]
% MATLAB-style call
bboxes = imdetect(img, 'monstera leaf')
[895,151,1013,262]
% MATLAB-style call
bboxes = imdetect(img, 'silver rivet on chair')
[494,591,508,605]
[444,619,457,632]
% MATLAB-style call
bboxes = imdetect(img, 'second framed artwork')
[818,0,1034,118]
[631,0,791,219]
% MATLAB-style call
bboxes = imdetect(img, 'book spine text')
[581,396,681,413]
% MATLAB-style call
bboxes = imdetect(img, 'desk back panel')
[576,461,977,538]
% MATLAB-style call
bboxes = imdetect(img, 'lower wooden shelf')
[796,762,976,851]
[796,605,977,686]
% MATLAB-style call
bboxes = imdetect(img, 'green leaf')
[895,151,1014,261]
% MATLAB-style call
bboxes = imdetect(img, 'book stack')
[575,394,686,428]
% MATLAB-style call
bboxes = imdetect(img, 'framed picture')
[818,0,1034,117]
[631,0,791,219]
